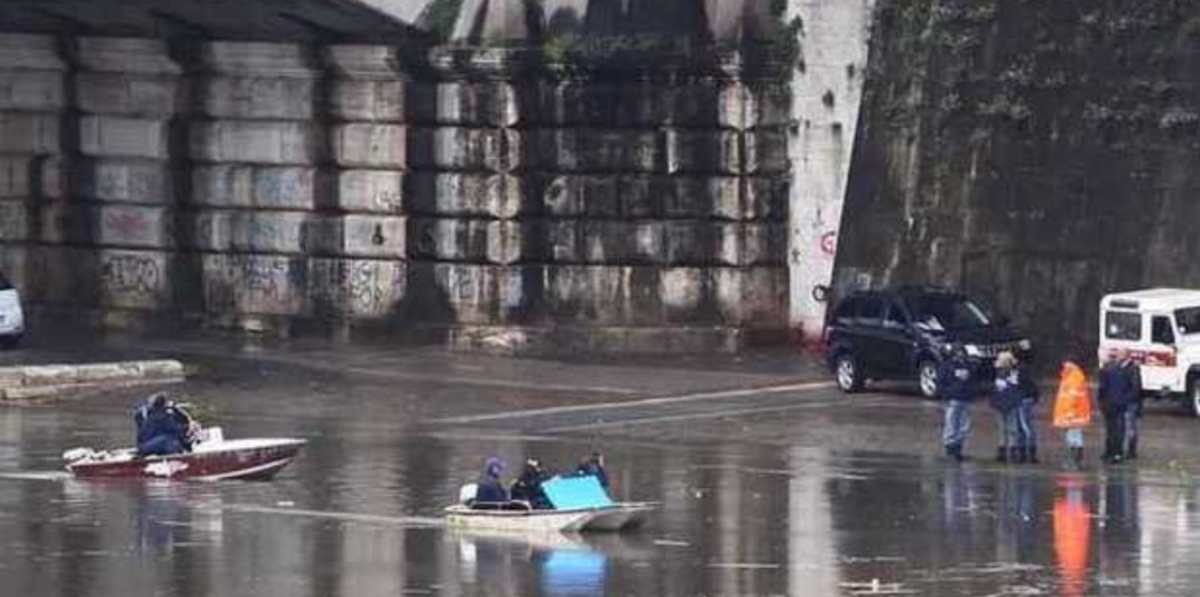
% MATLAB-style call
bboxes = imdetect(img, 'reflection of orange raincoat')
[1053,362,1093,428]
[1054,480,1091,597]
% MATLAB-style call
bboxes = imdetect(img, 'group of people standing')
[939,346,1144,466]
[939,346,1039,463]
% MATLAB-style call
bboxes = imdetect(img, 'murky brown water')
[3,358,1200,596]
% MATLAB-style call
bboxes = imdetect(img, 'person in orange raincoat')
[1053,359,1094,468]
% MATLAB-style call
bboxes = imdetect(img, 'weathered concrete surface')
[0,0,828,353]
[0,358,184,400]
[836,0,1200,355]
[785,0,875,346]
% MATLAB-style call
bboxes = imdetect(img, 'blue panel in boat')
[541,475,614,509]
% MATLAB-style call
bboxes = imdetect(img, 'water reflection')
[453,530,616,597]
[11,394,1200,596]
[1054,477,1091,597]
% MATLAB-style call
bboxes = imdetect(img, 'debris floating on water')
[653,539,690,547]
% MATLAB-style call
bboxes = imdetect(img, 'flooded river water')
[3,347,1200,596]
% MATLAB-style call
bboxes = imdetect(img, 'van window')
[0,273,9,291]
[1105,311,1141,340]
[1176,307,1200,335]
[859,297,884,324]
[1152,316,1176,345]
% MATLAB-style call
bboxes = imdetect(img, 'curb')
[0,360,185,400]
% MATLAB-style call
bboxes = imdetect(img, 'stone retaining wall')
[0,30,796,352]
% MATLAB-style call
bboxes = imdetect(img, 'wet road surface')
[4,335,1200,596]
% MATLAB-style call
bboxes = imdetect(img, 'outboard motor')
[459,483,478,504]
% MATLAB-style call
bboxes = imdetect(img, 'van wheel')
[0,334,19,349]
[1190,378,1200,418]
[834,354,864,393]
[917,360,939,399]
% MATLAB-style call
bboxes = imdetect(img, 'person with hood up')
[474,457,509,505]
[510,457,553,509]
[1053,357,1093,469]
[990,351,1024,463]
[938,343,979,462]
[134,393,193,457]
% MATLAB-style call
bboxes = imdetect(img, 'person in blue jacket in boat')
[134,393,193,457]
[576,452,609,490]
[474,457,509,505]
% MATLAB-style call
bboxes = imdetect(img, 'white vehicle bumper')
[0,311,24,335]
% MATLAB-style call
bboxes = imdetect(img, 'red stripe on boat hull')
[67,442,304,480]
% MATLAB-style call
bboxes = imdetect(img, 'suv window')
[1176,307,1200,335]
[1105,311,1141,340]
[833,298,859,325]
[904,295,991,331]
[859,297,884,325]
[883,301,907,329]
[1152,316,1176,345]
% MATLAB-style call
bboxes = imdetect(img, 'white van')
[0,271,24,348]
[1099,288,1200,416]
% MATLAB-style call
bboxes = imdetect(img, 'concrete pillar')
[72,37,182,318]
[189,41,322,325]
[0,34,67,305]
[317,44,408,321]
[786,0,876,345]
[412,51,531,330]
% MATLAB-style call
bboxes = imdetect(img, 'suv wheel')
[834,354,864,393]
[917,360,939,399]
[0,334,19,349]
[1190,377,1200,418]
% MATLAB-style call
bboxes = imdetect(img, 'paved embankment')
[0,360,185,400]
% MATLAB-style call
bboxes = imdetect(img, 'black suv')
[825,287,1032,398]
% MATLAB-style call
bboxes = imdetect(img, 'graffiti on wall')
[101,254,161,297]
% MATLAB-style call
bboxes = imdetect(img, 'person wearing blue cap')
[475,457,509,505]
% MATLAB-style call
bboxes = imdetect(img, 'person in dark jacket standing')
[939,344,978,461]
[1098,351,1139,464]
[1118,353,1143,460]
[1006,351,1041,463]
[990,352,1023,463]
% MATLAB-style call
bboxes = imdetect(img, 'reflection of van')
[0,271,23,348]
[1098,289,1200,416]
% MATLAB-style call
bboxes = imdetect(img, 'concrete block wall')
[320,45,407,320]
[72,38,182,314]
[0,30,795,351]
[0,34,67,308]
[189,41,319,323]
[525,73,790,331]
